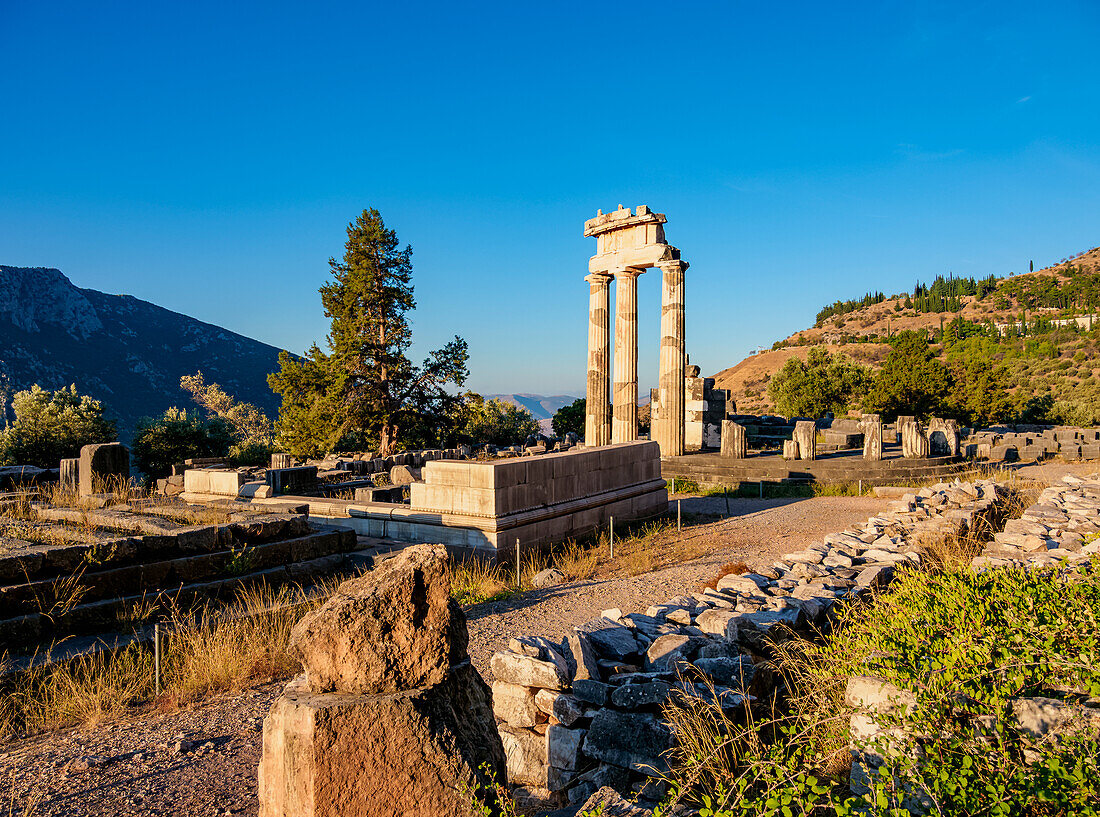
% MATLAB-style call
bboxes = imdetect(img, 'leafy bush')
[456,394,539,447]
[551,398,586,438]
[0,384,116,467]
[131,408,233,479]
[657,563,1100,816]
[766,347,872,418]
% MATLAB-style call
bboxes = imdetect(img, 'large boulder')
[260,543,506,816]
[289,543,467,694]
[258,667,505,817]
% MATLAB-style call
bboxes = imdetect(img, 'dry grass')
[0,577,350,739]
[698,561,749,592]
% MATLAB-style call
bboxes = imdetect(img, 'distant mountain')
[0,266,284,439]
[484,393,581,421]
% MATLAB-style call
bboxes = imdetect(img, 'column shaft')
[611,269,641,443]
[584,273,612,446]
[656,261,686,456]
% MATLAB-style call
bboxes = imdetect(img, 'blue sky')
[2,1,1098,397]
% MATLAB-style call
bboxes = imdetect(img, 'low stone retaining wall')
[973,473,1100,569]
[488,479,1007,810]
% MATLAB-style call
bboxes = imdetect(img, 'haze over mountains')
[0,266,283,438]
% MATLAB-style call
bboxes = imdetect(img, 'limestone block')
[782,439,799,460]
[534,689,585,726]
[546,725,585,771]
[491,651,568,689]
[695,609,739,640]
[720,420,748,459]
[60,458,78,490]
[389,465,422,485]
[581,709,672,774]
[258,665,504,817]
[78,442,129,496]
[492,681,539,727]
[289,544,468,694]
[498,724,549,787]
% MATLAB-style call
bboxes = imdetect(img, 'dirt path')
[0,495,889,816]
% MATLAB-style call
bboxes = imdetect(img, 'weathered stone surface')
[258,666,504,817]
[79,442,129,496]
[692,656,755,691]
[582,709,672,774]
[793,421,816,461]
[499,723,548,787]
[534,689,585,726]
[389,465,423,485]
[576,617,639,659]
[610,680,672,709]
[492,681,539,727]
[645,633,699,671]
[576,786,654,816]
[532,568,566,588]
[695,609,739,640]
[289,544,467,694]
[568,630,602,681]
[546,724,585,771]
[572,679,611,706]
[492,652,569,690]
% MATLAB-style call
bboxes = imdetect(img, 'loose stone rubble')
[258,544,505,817]
[973,473,1100,569]
[489,479,1007,810]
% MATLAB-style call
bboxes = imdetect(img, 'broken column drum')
[862,414,883,462]
[583,206,688,455]
[720,420,747,459]
[793,421,817,462]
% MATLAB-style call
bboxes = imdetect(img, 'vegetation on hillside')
[454,393,539,447]
[767,348,872,419]
[268,209,470,458]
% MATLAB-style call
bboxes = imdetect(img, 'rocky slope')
[0,266,284,438]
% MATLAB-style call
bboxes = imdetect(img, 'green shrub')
[658,563,1100,816]
[0,384,116,468]
[131,408,233,479]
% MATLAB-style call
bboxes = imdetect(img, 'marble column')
[611,269,641,444]
[655,261,686,456]
[584,272,612,446]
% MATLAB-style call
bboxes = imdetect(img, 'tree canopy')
[268,209,469,457]
[0,384,116,468]
[551,398,586,437]
[766,347,872,418]
[864,331,953,420]
[456,394,539,447]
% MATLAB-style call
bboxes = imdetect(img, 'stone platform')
[661,445,968,489]
[309,442,668,560]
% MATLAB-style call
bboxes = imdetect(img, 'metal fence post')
[154,622,161,696]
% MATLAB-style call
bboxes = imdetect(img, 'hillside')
[712,247,1100,419]
[0,266,284,438]
[484,393,580,421]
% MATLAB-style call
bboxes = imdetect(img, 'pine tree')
[269,209,469,457]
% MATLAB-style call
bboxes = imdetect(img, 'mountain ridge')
[0,265,285,440]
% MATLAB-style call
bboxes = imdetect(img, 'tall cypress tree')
[270,209,469,456]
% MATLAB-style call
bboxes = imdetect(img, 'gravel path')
[0,495,888,816]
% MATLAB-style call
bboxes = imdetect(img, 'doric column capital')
[612,267,644,281]
[585,271,613,285]
[657,259,688,274]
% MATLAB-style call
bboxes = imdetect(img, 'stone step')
[0,528,365,652]
[0,528,355,616]
[0,513,312,585]
[0,546,395,671]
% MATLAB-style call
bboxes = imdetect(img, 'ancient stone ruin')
[583,205,688,455]
[258,544,506,816]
